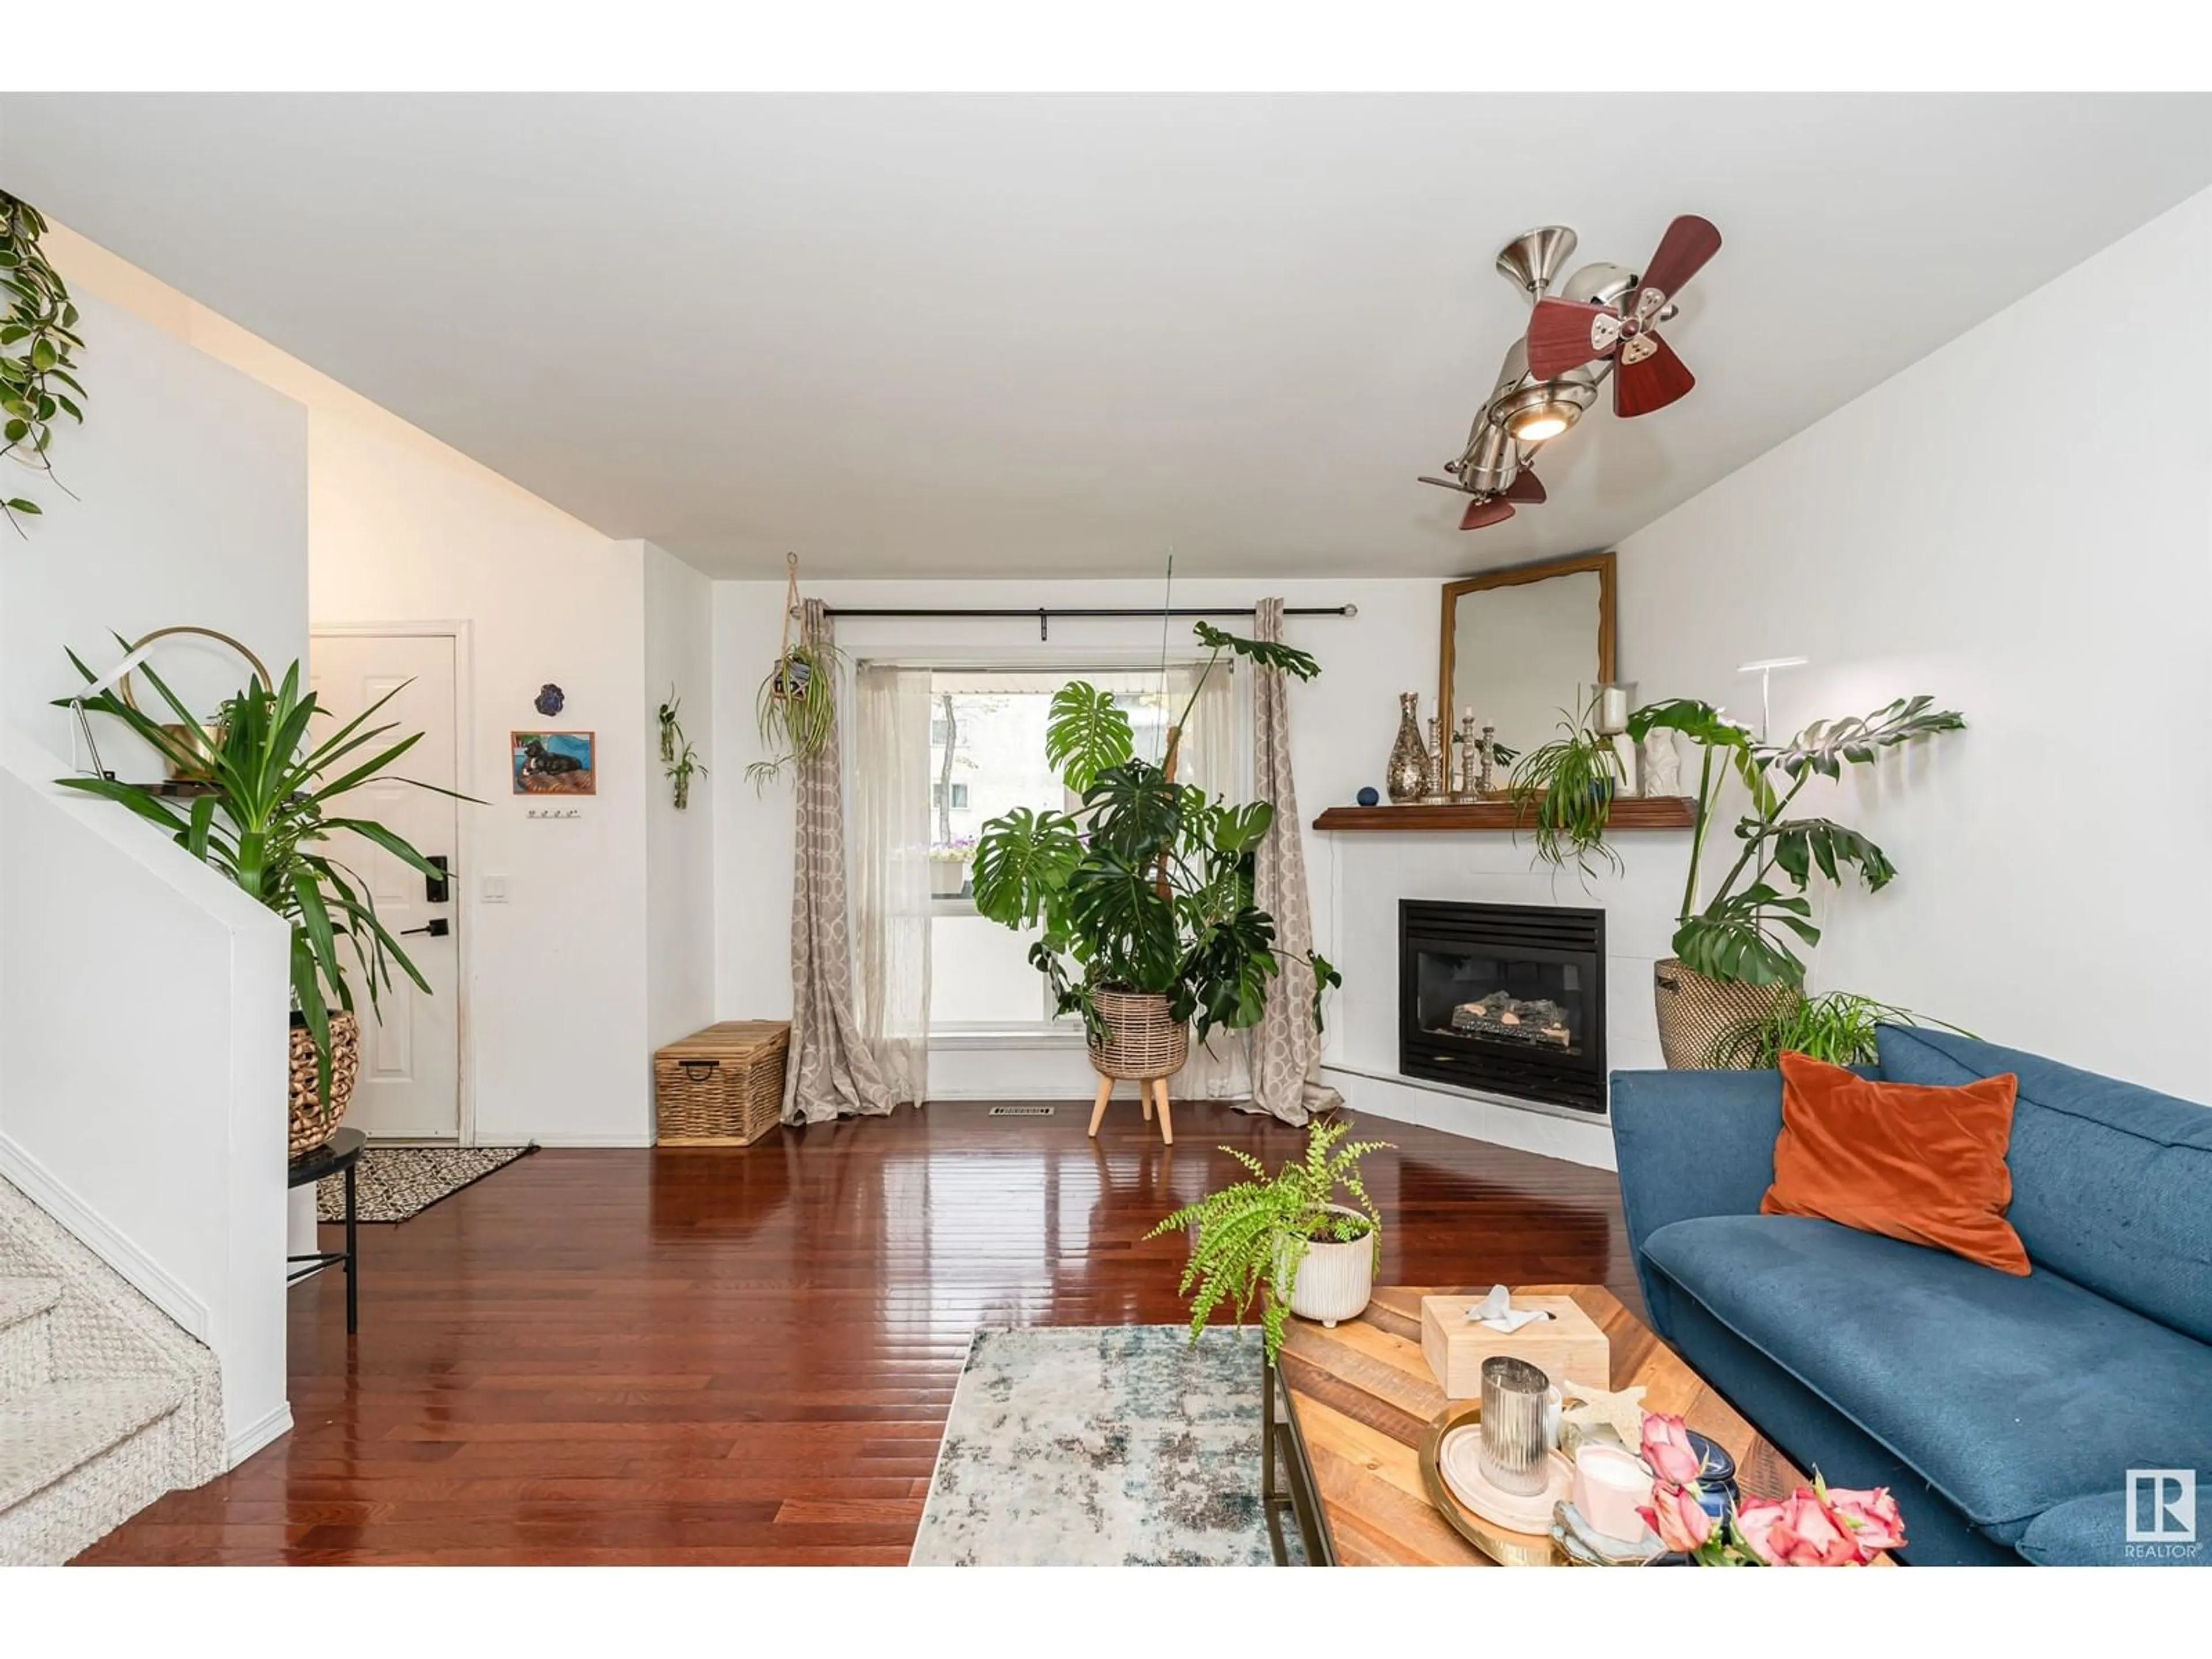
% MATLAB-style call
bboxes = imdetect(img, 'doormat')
[910,1325,1286,1566]
[316,1145,536,1224]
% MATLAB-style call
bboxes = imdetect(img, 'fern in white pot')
[1147,1118,1392,1359]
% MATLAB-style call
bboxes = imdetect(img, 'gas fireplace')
[1399,900,1606,1115]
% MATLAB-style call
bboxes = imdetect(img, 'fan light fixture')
[1506,402,1578,442]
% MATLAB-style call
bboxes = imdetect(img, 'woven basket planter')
[1086,988,1190,1082]
[1653,959,1790,1070]
[654,1021,790,1145]
[288,1010,361,1159]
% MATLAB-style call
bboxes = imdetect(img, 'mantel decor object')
[1388,691,1431,802]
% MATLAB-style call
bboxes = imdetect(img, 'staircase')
[0,1173,224,1564]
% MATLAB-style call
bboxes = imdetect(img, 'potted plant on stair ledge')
[60,647,473,1154]
[967,622,1340,1138]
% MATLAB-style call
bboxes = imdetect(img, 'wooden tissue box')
[1420,1293,1610,1399]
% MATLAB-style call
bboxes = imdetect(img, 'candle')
[1573,1443,1654,1543]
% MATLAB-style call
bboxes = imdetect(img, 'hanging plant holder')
[748,553,842,790]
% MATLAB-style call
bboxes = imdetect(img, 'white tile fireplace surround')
[1315,827,1690,1171]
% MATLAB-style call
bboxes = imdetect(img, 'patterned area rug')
[911,1325,1286,1566]
[315,1145,535,1224]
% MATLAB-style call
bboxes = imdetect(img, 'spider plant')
[56,646,474,1105]
[1506,695,1626,880]
[1146,1117,1392,1362]
[747,639,843,790]
[1705,990,1974,1069]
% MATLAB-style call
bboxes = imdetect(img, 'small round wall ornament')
[535,683,566,717]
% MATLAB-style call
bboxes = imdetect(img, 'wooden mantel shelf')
[1313,797,1697,832]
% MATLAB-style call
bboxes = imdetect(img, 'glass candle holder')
[1585,681,1638,737]
[1478,1355,1552,1496]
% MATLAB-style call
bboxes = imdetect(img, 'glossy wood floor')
[78,1101,1635,1565]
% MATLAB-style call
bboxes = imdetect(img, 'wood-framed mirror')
[1438,552,1617,762]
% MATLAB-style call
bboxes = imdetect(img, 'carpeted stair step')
[0,1377,186,1514]
[0,1277,62,1393]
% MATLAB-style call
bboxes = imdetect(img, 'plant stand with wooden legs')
[1086,1074,1173,1145]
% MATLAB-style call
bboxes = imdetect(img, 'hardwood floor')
[78,1100,1635,1565]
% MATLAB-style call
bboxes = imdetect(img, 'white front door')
[309,632,463,1141]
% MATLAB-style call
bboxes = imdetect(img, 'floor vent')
[988,1105,1056,1118]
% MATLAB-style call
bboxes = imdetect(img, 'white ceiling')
[11,93,2212,579]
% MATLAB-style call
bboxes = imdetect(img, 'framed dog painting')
[512,730,596,796]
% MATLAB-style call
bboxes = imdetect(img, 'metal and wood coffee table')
[1262,1283,1817,1566]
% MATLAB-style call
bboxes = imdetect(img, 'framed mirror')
[1439,552,1616,762]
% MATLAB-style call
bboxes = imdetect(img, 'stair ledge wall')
[0,289,308,1465]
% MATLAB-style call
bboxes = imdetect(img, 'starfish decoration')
[1558,1378,1648,1448]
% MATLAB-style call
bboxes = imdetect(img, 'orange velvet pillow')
[1761,1051,2029,1275]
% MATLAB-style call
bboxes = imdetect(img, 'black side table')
[287,1127,365,1334]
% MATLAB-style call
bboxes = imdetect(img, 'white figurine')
[1639,730,1682,797]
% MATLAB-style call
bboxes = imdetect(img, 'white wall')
[643,542,717,1052]
[1618,187,2212,1101]
[0,289,305,1462]
[52,229,665,1147]
[711,574,1671,1162]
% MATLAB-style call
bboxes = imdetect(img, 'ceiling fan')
[1419,216,1721,530]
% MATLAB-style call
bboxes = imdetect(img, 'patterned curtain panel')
[1247,599,1343,1125]
[853,663,933,1106]
[1173,657,1252,1102]
[783,600,897,1124]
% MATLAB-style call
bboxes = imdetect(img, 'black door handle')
[400,918,451,939]
[426,854,451,904]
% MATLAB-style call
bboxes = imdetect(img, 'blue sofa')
[1612,1026,2212,1566]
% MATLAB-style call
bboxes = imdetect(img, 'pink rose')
[1639,1412,1702,1487]
[1737,1488,1870,1565]
[1638,1482,1715,1553]
[1824,1486,1908,1553]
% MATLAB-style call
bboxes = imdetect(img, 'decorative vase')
[1387,692,1431,803]
[1281,1205,1377,1328]
[1652,959,1791,1070]
[287,1009,362,1158]
[1086,987,1190,1081]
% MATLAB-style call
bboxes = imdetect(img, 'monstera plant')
[1627,694,1964,1068]
[1630,695,1967,989]
[971,622,1339,1047]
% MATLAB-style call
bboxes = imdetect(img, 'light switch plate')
[482,874,509,903]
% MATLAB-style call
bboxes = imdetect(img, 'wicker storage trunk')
[654,1021,790,1145]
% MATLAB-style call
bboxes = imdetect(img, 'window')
[923,663,1236,1033]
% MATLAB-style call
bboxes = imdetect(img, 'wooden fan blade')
[1459,497,1516,531]
[1635,214,1722,311]
[1526,298,1616,379]
[1613,331,1696,418]
[1500,470,1546,505]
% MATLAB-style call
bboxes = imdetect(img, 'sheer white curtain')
[852,664,933,1105]
[1172,658,1253,1102]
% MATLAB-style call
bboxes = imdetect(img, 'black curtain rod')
[817,603,1358,641]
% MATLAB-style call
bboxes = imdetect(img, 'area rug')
[315,1145,535,1223]
[910,1325,1283,1566]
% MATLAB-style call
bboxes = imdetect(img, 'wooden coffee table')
[1262,1284,1815,1566]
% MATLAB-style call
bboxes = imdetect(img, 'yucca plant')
[1705,990,1972,1069]
[57,645,472,1104]
[1147,1118,1392,1362]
